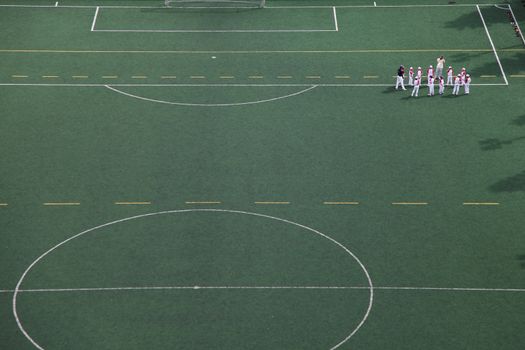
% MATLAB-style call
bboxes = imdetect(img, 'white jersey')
[439,77,444,88]
[414,78,421,87]
[447,68,453,77]
[417,68,422,78]
[428,68,434,78]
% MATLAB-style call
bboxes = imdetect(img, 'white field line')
[90,6,99,32]
[374,2,377,7]
[476,5,508,85]
[0,49,497,54]
[507,4,525,46]
[0,3,503,9]
[55,1,58,7]
[104,84,318,107]
[2,285,524,293]
[93,29,337,33]
[0,83,508,88]
[333,6,339,32]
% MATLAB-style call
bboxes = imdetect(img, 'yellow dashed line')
[364,75,379,79]
[248,76,264,79]
[42,75,59,78]
[219,76,235,79]
[114,201,151,205]
[277,75,293,79]
[305,75,321,79]
[480,75,496,78]
[102,75,118,79]
[131,75,147,79]
[335,76,351,79]
[392,202,428,206]
[463,202,500,206]
[323,201,359,205]
[161,75,177,79]
[254,201,290,205]
[12,75,28,78]
[43,202,80,206]
[510,75,525,78]
[72,75,88,79]
[185,201,222,204]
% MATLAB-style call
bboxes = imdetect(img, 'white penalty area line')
[90,6,99,32]
[333,6,338,32]
[476,5,508,85]
[1,285,524,293]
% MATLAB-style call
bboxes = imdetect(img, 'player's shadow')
[479,136,525,150]
[489,170,525,192]
[469,52,525,78]
[518,254,525,269]
[512,115,525,126]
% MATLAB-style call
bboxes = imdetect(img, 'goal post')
[165,0,266,8]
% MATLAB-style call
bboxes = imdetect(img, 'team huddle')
[395,56,471,97]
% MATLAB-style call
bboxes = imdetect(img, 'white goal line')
[90,5,339,33]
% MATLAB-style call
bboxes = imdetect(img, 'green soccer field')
[1,0,525,349]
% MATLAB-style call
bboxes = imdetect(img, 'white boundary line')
[507,4,525,46]
[92,6,337,33]
[105,84,318,106]
[0,3,503,9]
[90,6,99,32]
[332,6,338,32]
[476,5,508,85]
[12,209,374,350]
[2,285,525,293]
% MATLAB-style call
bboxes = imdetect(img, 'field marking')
[219,76,235,79]
[42,202,80,206]
[190,75,205,79]
[90,6,99,32]
[11,75,28,78]
[335,76,351,79]
[131,75,147,79]
[477,5,508,85]
[0,48,497,54]
[333,6,339,32]
[480,75,496,78]
[277,76,293,79]
[0,82,507,87]
[0,3,505,9]
[55,2,58,7]
[0,203,8,206]
[185,201,222,204]
[3,285,525,294]
[91,7,337,33]
[42,75,58,78]
[511,75,525,78]
[161,75,177,79]
[463,202,500,206]
[72,75,88,79]
[12,209,374,350]
[114,201,151,205]
[104,84,319,107]
[323,202,360,205]
[507,4,525,46]
[392,202,428,206]
[248,75,264,79]
[254,201,290,205]
[101,75,118,79]
[363,75,379,79]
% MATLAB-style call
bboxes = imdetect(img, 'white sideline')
[476,5,508,85]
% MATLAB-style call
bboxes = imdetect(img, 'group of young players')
[395,56,472,97]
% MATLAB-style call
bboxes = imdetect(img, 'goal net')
[165,0,266,8]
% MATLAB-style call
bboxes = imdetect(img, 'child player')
[427,65,434,83]
[408,66,414,86]
[411,76,421,97]
[428,76,435,96]
[452,74,461,95]
[464,74,471,95]
[438,75,445,95]
[446,66,454,85]
[417,66,422,81]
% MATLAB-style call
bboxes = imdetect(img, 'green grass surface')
[1,0,525,349]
